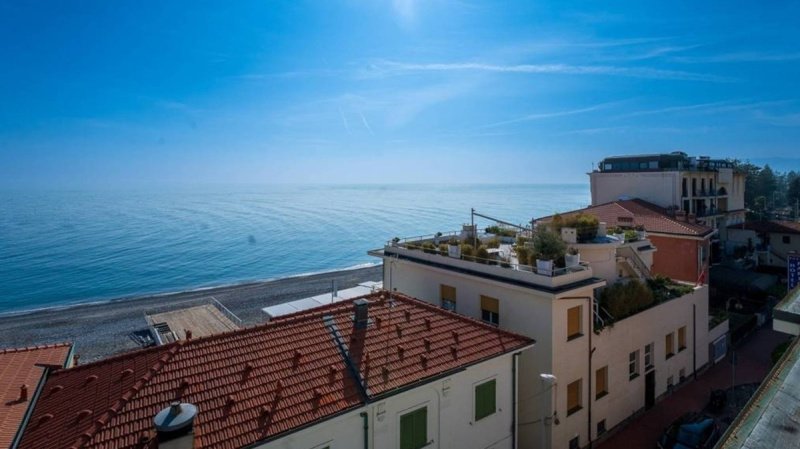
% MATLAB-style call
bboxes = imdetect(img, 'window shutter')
[475,379,496,420]
[400,408,427,449]
[441,285,456,302]
[567,306,581,337]
[480,296,499,313]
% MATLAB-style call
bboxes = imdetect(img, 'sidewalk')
[596,326,790,449]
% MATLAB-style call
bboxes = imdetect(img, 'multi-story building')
[536,199,715,283]
[589,152,746,240]
[15,293,533,449]
[371,224,724,449]
[726,220,800,269]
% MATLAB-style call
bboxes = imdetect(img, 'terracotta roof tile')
[537,198,714,237]
[18,293,532,449]
[727,220,800,235]
[0,343,72,449]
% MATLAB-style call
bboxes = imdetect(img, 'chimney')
[153,401,197,449]
[19,384,28,402]
[184,329,192,340]
[353,299,370,329]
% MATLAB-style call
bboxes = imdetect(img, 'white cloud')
[365,60,731,82]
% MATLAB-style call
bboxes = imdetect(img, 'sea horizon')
[0,183,591,313]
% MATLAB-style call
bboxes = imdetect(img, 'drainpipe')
[512,352,520,449]
[360,411,369,449]
[588,332,595,449]
[693,304,697,380]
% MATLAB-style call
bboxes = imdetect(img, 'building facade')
[371,225,717,449]
[589,152,746,238]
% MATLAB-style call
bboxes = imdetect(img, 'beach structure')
[589,152,746,240]
[0,343,73,449]
[370,221,724,449]
[261,281,382,321]
[15,292,533,449]
[716,287,800,449]
[143,297,242,345]
[536,199,715,283]
[726,220,800,269]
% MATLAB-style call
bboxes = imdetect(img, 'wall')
[590,172,681,207]
[765,232,800,268]
[578,286,710,447]
[258,351,522,449]
[647,235,704,282]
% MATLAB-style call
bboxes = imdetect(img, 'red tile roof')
[537,199,714,237]
[727,220,800,235]
[18,292,532,449]
[0,343,72,449]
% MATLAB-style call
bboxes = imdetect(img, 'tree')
[789,176,800,213]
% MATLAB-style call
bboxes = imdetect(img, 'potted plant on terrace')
[447,237,461,258]
[532,228,567,276]
[635,224,647,240]
[565,213,600,243]
[624,229,638,242]
[610,226,625,242]
[565,247,581,268]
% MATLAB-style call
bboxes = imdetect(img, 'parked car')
[657,412,721,449]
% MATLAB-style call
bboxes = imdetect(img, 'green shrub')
[532,228,566,262]
[486,237,501,249]
[476,245,490,263]
[485,225,517,237]
[461,244,475,261]
[438,243,448,255]
[568,213,600,242]
[624,229,638,241]
[600,279,655,320]
[516,246,530,266]
[422,242,437,254]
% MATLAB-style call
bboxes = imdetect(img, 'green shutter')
[400,407,427,449]
[475,379,497,421]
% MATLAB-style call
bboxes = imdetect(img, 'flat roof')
[262,281,382,319]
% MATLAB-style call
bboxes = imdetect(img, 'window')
[569,436,580,449]
[567,379,582,415]
[474,379,497,421]
[784,235,791,244]
[629,350,640,380]
[692,178,697,196]
[666,333,675,359]
[678,326,687,351]
[596,366,609,399]
[679,368,686,381]
[567,305,583,340]
[644,343,654,370]
[440,284,456,311]
[597,419,607,435]
[480,295,499,326]
[667,376,674,390]
[400,407,428,449]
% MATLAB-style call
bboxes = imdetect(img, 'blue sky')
[1,0,799,187]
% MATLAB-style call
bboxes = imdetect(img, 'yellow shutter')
[567,379,581,411]
[567,306,582,337]
[441,285,456,302]
[596,367,608,395]
[480,295,499,314]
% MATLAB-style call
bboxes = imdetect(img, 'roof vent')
[353,299,370,329]
[153,401,197,449]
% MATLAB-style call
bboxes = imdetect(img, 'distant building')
[537,199,715,283]
[0,343,73,449]
[371,223,722,449]
[16,293,533,449]
[726,220,800,268]
[589,152,746,240]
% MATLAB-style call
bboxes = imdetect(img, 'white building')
[370,224,724,449]
[589,152,746,238]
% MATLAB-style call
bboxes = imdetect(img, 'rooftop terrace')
[370,228,604,292]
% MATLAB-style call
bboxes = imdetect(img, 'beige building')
[726,220,800,268]
[370,224,723,449]
[589,152,746,239]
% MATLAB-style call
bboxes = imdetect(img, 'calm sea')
[0,184,589,314]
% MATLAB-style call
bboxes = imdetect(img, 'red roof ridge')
[49,340,172,377]
[0,342,72,355]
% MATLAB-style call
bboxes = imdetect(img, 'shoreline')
[0,261,381,318]
[0,265,383,362]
